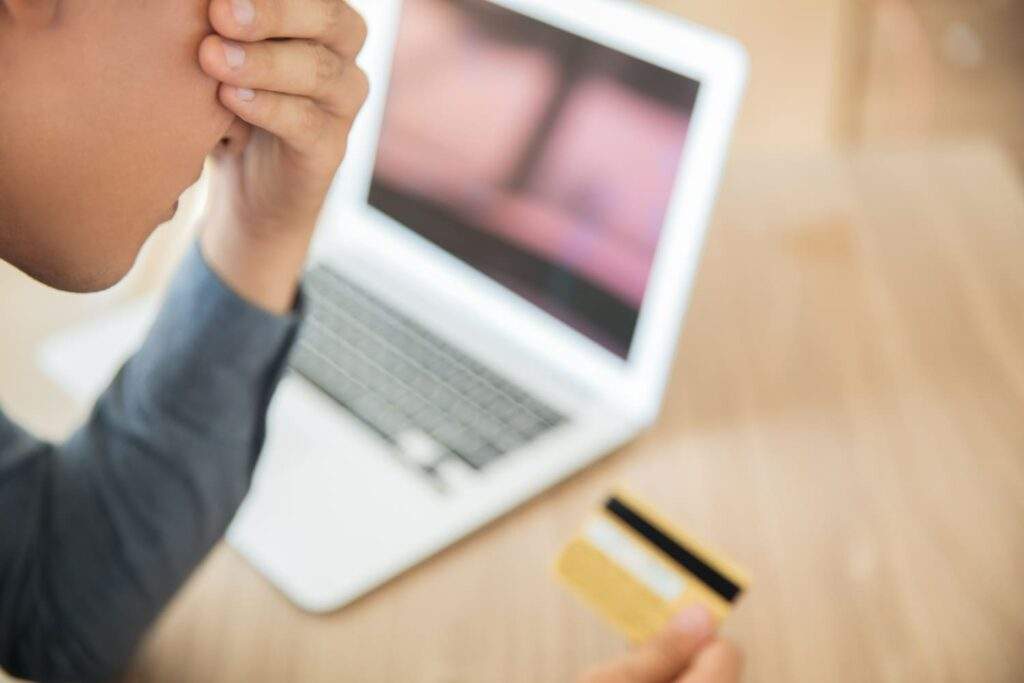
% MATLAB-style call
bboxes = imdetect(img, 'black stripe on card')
[605,496,741,603]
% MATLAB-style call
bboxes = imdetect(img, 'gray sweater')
[0,244,301,682]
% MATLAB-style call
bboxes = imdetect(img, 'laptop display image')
[370,0,701,358]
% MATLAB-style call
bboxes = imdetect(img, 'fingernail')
[672,604,713,637]
[231,0,255,26]
[236,87,256,102]
[223,41,246,69]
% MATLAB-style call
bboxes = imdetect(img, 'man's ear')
[2,0,59,27]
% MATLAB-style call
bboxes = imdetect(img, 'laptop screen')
[369,0,701,359]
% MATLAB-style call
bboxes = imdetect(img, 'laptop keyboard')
[288,265,566,472]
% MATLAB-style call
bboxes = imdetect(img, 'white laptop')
[41,0,747,612]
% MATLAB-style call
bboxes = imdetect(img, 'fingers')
[200,35,369,118]
[676,640,744,683]
[218,84,342,159]
[579,605,716,683]
[201,0,370,158]
[209,0,368,58]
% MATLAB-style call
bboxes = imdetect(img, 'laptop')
[43,0,742,612]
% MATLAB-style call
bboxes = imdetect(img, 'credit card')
[554,491,749,642]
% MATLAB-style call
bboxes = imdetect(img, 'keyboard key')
[290,264,567,472]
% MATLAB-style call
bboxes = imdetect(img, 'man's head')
[0,0,243,292]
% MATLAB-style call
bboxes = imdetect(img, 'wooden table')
[2,141,1023,683]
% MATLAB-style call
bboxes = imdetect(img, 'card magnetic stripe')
[604,496,741,603]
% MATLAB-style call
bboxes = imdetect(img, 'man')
[0,1,742,681]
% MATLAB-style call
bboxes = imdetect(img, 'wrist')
[199,213,314,315]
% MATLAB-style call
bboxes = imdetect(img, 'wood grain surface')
[2,142,1022,683]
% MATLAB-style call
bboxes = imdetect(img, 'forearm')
[0,244,300,682]
[0,384,258,683]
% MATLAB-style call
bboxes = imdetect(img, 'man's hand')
[197,0,369,313]
[579,606,743,683]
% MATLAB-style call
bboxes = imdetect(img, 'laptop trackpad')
[228,374,445,608]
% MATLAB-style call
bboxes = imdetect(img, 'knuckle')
[334,65,368,121]
[311,41,342,93]
[350,10,369,51]
[352,66,370,106]
[320,0,344,31]
[299,101,328,145]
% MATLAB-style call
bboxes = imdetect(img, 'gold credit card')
[554,491,750,642]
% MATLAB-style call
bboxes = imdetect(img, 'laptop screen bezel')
[317,0,748,423]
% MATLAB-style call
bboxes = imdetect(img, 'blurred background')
[653,0,1023,162]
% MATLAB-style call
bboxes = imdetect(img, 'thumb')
[675,639,744,683]
[582,605,716,683]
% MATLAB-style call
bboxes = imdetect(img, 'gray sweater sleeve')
[0,243,302,683]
